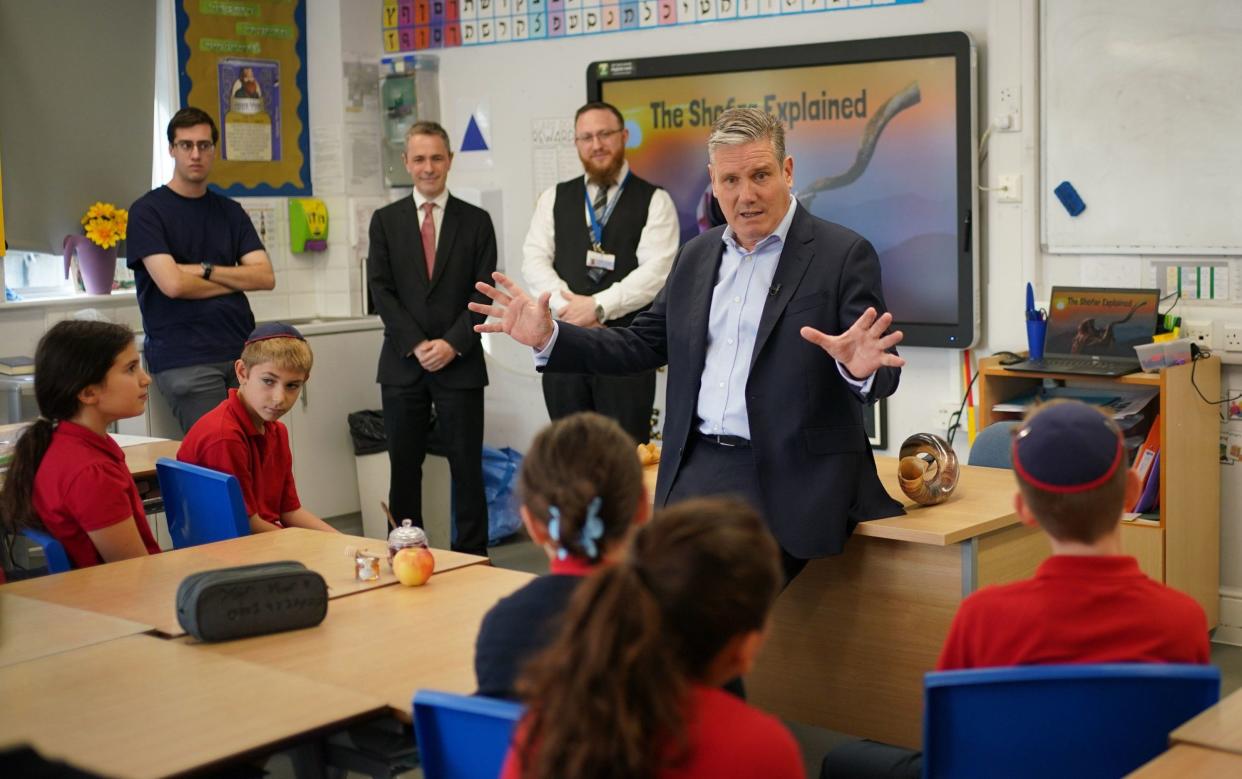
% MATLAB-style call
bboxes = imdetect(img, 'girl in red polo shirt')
[474,411,650,699]
[0,320,161,568]
[502,498,804,779]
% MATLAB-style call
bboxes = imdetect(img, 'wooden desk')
[1,529,489,636]
[184,564,534,720]
[746,455,1049,749]
[0,634,386,779]
[1169,686,1242,755]
[0,593,150,668]
[121,439,181,479]
[1127,744,1242,777]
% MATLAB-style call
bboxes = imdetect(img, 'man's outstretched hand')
[800,307,906,380]
[469,272,556,350]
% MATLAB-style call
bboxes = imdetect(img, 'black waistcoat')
[552,174,658,326]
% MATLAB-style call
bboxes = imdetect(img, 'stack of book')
[0,356,34,376]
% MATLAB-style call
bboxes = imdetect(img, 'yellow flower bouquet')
[81,202,128,249]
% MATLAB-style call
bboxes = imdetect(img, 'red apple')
[393,546,435,586]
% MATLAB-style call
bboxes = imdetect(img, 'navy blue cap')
[1012,401,1124,494]
[245,322,306,345]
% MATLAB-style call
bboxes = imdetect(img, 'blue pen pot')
[1026,318,1048,361]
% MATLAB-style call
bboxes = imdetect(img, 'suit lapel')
[428,196,460,293]
[686,238,725,377]
[749,205,814,372]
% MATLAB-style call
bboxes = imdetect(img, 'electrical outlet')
[1183,320,1213,350]
[998,174,1022,203]
[1224,325,1242,351]
[996,85,1021,132]
[933,403,960,434]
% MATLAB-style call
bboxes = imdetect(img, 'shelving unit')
[976,355,1221,626]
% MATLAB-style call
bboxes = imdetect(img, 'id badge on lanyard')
[584,173,629,274]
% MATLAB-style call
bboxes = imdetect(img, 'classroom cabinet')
[282,326,384,519]
[976,355,1222,627]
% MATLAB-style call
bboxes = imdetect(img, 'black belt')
[696,432,751,448]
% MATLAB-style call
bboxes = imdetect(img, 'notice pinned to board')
[1146,259,1241,304]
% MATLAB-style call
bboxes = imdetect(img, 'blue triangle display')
[461,116,489,152]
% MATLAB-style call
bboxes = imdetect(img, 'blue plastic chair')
[923,664,1221,779]
[967,420,1020,468]
[155,458,249,549]
[21,528,71,573]
[412,690,525,779]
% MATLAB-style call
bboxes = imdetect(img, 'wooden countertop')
[0,593,150,668]
[0,634,386,779]
[181,564,535,721]
[642,454,1018,547]
[1,529,489,636]
[1170,686,1242,755]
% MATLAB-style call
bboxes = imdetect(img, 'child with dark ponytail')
[503,497,804,779]
[474,411,649,700]
[0,320,161,568]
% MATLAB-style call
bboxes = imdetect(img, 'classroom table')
[1169,685,1242,755]
[0,528,489,636]
[1127,744,1242,777]
[0,593,150,668]
[740,456,1047,749]
[182,564,535,721]
[0,423,179,481]
[0,634,387,779]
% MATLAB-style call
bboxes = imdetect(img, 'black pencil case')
[175,561,328,642]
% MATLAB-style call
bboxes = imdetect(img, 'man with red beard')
[521,102,679,444]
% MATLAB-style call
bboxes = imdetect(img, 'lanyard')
[584,171,631,249]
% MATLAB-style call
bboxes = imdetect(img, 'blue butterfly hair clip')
[546,497,605,561]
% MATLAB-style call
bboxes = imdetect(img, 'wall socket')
[996,85,1021,132]
[997,174,1022,203]
[1224,325,1242,351]
[933,403,960,434]
[1183,320,1213,350]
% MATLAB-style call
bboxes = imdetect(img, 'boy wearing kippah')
[938,399,1207,669]
[822,400,1208,779]
[178,323,338,534]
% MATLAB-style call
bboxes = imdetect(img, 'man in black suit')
[471,108,905,582]
[369,121,496,556]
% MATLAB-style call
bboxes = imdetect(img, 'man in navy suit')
[471,108,904,580]
[369,121,497,556]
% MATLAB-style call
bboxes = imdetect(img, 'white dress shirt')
[521,161,680,321]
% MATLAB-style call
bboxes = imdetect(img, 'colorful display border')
[382,0,922,51]
[177,0,312,196]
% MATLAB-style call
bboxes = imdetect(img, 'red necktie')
[420,201,436,279]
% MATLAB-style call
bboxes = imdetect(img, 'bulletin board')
[382,0,922,52]
[176,0,311,196]
[1041,0,1242,254]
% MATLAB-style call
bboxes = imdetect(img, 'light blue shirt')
[536,195,872,439]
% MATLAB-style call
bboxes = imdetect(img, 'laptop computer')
[1005,286,1159,377]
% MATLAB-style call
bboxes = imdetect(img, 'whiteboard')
[1041,0,1242,254]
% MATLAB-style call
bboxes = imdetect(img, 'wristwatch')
[200,262,213,280]
[594,302,606,324]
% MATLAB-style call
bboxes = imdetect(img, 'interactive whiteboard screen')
[590,33,977,348]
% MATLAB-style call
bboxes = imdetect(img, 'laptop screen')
[1044,287,1159,359]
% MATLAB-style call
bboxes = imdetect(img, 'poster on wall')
[176,0,311,196]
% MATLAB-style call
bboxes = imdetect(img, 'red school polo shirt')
[501,685,805,779]
[32,421,161,568]
[937,555,1210,670]
[177,389,300,527]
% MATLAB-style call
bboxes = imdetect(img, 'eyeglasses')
[173,140,216,153]
[574,128,624,145]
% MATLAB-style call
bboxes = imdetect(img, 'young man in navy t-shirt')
[126,107,275,433]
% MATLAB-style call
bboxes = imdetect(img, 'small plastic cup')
[1026,319,1048,361]
[1134,341,1165,372]
[1162,338,1192,367]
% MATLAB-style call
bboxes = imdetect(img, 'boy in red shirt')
[178,323,337,534]
[823,400,1208,778]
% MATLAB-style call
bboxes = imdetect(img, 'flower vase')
[63,235,117,295]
